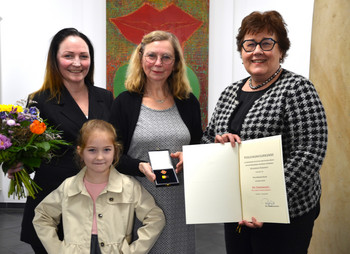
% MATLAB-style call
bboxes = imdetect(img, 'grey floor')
[0,207,226,254]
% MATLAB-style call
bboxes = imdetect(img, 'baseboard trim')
[0,203,26,208]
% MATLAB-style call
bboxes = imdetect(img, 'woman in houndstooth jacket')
[202,10,327,254]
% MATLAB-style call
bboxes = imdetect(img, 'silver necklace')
[155,98,166,103]
[249,66,282,90]
[145,93,168,103]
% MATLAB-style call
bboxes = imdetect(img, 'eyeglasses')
[144,53,174,65]
[241,38,278,52]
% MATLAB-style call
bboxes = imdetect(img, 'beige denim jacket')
[33,166,165,254]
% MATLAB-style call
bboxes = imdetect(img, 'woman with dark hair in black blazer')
[9,28,113,253]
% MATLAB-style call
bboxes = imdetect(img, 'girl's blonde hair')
[125,30,191,99]
[76,119,122,168]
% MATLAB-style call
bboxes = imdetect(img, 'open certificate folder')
[183,135,290,224]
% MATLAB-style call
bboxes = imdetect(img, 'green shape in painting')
[186,66,200,99]
[113,64,128,97]
[113,64,200,99]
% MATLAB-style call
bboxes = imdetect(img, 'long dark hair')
[31,28,95,100]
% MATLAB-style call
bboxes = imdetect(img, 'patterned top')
[128,104,194,254]
[202,69,328,218]
[128,104,191,157]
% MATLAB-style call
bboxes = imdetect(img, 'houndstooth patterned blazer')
[202,69,328,218]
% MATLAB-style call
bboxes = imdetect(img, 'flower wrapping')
[0,100,70,199]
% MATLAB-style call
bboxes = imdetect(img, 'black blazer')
[21,84,113,246]
[30,84,113,187]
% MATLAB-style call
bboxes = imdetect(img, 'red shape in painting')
[110,3,203,46]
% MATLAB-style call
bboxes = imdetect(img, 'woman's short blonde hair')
[125,30,191,99]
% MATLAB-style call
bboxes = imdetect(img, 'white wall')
[0,0,106,105]
[208,0,314,118]
[0,0,314,203]
[0,0,106,202]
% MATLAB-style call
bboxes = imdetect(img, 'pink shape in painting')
[110,3,203,46]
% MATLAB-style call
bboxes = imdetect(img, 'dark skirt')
[224,202,320,254]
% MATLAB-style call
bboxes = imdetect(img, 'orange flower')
[30,120,47,135]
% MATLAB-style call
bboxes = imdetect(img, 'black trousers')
[225,202,320,254]
[28,222,63,254]
[31,244,47,254]
[91,235,102,254]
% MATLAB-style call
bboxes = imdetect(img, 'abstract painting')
[106,0,209,127]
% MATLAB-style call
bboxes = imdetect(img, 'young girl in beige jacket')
[33,120,165,254]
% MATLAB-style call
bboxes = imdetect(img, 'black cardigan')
[110,91,203,176]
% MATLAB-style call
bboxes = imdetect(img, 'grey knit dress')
[128,104,195,253]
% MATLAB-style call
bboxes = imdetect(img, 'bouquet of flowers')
[0,100,70,199]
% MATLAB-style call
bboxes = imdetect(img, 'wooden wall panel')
[309,0,350,253]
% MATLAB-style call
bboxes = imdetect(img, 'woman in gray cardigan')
[202,11,327,254]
